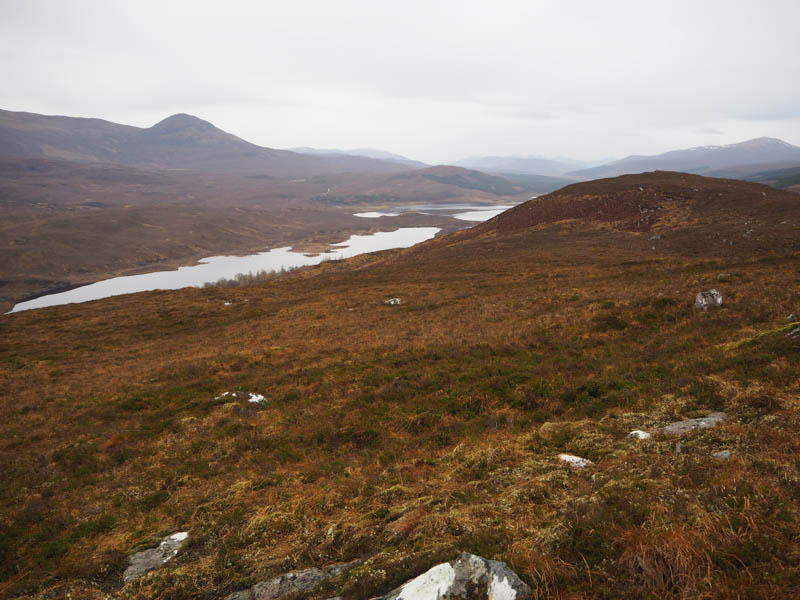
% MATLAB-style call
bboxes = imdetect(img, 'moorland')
[1,171,799,599]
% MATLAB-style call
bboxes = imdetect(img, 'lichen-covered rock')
[375,553,530,600]
[226,561,358,600]
[661,412,726,436]
[695,289,722,310]
[123,531,188,583]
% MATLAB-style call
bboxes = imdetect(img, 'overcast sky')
[2,0,799,164]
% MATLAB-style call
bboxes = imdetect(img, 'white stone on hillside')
[558,454,593,468]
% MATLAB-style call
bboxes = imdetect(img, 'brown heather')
[1,172,799,599]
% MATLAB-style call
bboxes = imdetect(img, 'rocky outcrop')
[123,532,188,583]
[375,552,531,600]
[695,289,722,310]
[661,412,726,435]
[226,561,359,600]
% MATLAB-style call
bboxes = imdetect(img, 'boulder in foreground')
[375,552,531,600]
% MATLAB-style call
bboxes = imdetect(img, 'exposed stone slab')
[123,531,188,583]
[661,412,726,436]
[226,561,358,600]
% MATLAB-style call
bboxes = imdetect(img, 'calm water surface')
[11,227,440,312]
[354,202,516,222]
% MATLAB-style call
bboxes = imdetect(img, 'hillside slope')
[1,173,799,600]
[427,171,800,259]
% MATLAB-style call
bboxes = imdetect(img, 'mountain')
[3,172,799,599]
[0,109,416,177]
[453,155,584,177]
[570,137,800,179]
[289,146,427,169]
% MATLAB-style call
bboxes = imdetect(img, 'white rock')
[248,393,266,403]
[627,430,652,440]
[396,563,456,600]
[378,553,530,600]
[383,298,403,306]
[558,453,593,468]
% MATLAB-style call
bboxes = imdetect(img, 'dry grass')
[1,173,799,599]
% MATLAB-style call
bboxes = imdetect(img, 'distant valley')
[2,108,799,313]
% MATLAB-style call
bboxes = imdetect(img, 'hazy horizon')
[2,0,799,164]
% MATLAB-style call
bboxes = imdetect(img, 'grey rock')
[713,450,731,461]
[375,552,531,600]
[787,327,800,339]
[695,289,722,310]
[123,531,188,583]
[661,412,726,436]
[383,298,403,306]
[226,561,358,600]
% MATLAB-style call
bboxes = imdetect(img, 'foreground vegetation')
[1,173,799,599]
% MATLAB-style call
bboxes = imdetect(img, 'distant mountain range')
[569,137,800,179]
[453,155,607,177]
[2,108,799,190]
[289,147,426,169]
[0,110,418,177]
